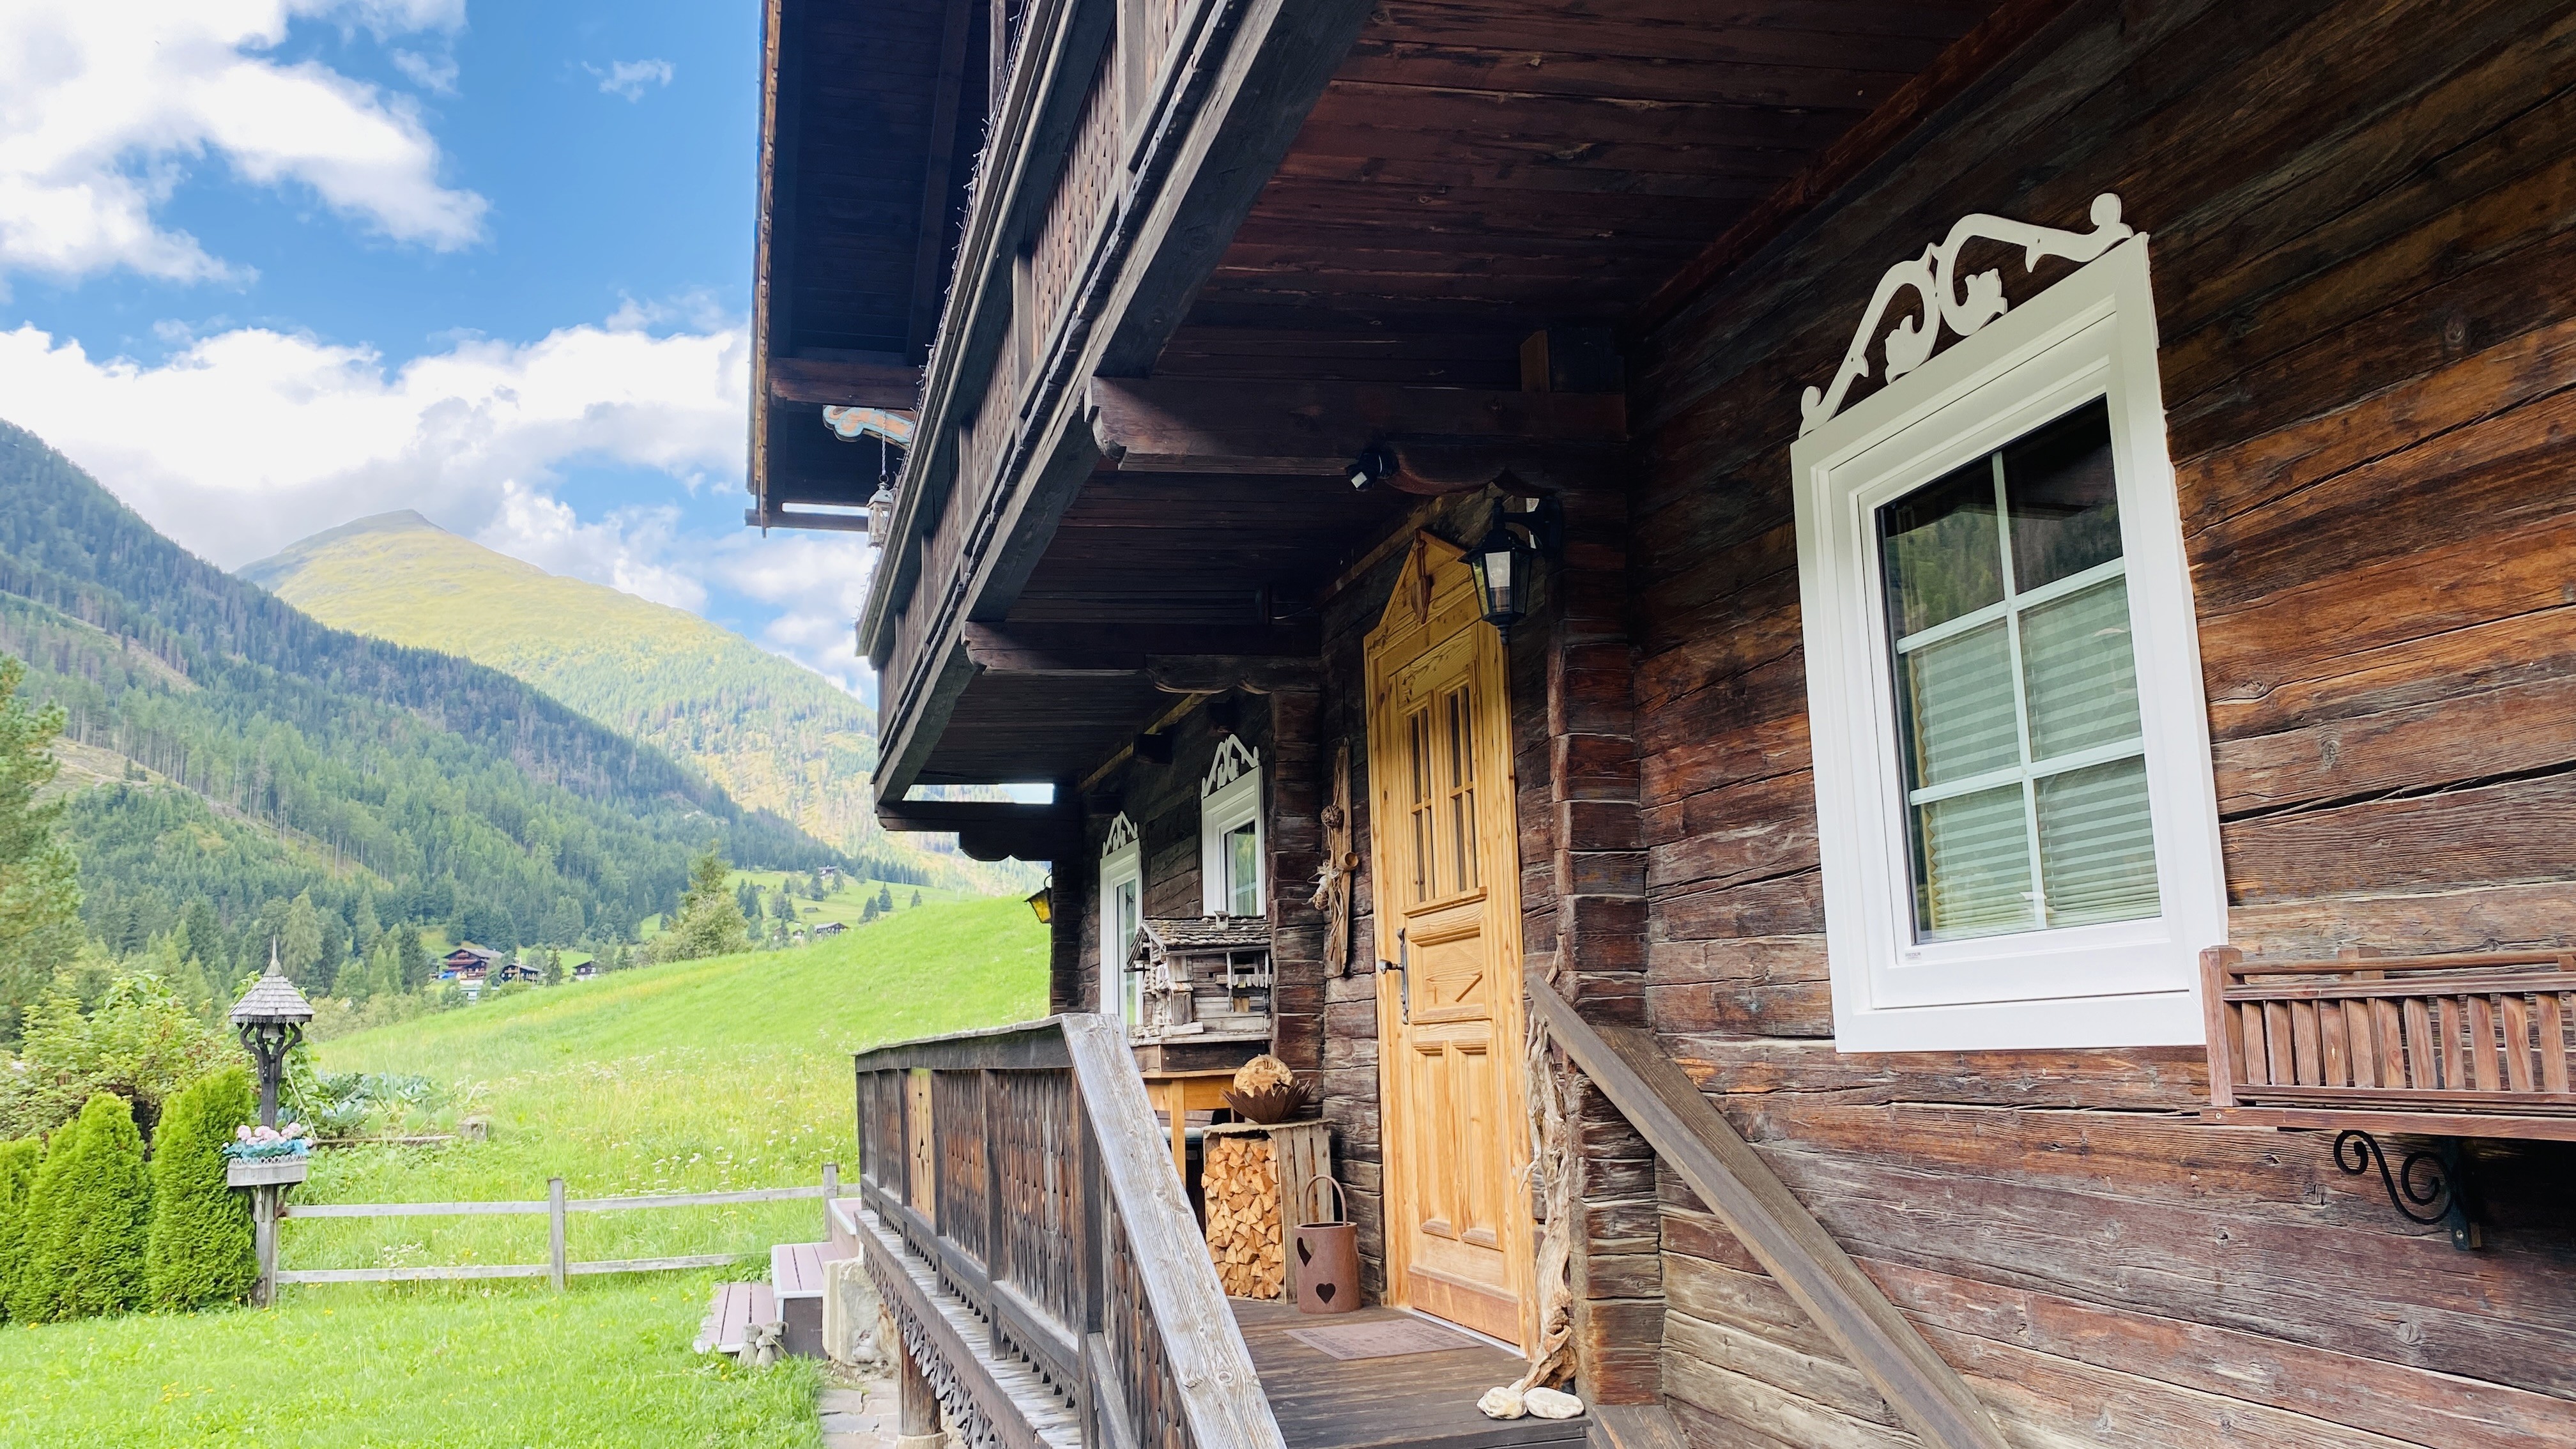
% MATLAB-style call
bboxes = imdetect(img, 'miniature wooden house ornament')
[1128,917,1274,1045]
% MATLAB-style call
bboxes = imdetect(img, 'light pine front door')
[1363,537,1533,1349]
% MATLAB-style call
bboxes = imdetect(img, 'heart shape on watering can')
[1314,1282,1336,1304]
[1297,1239,1312,1266]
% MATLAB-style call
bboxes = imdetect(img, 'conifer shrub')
[6,1110,83,1322]
[146,1068,257,1310]
[19,1093,151,1321]
[0,1136,42,1323]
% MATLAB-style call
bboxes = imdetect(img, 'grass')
[0,896,1049,1447]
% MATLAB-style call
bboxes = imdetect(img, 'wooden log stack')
[1200,1121,1330,1301]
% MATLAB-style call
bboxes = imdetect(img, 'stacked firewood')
[1202,1133,1285,1298]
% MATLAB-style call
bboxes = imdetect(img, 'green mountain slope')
[241,510,969,885]
[0,419,843,983]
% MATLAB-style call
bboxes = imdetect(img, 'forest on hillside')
[0,422,953,1040]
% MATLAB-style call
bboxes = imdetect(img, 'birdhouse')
[1128,917,1274,1045]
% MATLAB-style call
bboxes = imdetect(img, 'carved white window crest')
[1202,737,1259,797]
[1100,811,1138,857]
[1799,194,2134,436]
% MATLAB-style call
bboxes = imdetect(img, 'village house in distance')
[747,1,2576,1445]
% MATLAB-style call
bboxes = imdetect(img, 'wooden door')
[1364,537,1533,1349]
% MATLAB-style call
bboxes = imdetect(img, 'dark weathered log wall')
[1630,0,2576,1441]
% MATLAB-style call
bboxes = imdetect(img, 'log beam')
[960,622,1321,680]
[874,801,1080,863]
[770,355,924,408]
[1089,377,1624,488]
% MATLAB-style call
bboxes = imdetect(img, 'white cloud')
[588,59,674,102]
[0,0,486,285]
[715,534,878,694]
[479,484,708,614]
[0,309,749,568]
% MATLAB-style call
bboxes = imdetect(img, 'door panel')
[1365,539,1531,1351]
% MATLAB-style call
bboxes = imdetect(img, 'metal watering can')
[1292,1175,1359,1314]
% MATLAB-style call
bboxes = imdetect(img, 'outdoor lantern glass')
[1027,878,1054,924]
[1466,518,1529,641]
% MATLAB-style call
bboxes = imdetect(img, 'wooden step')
[769,1240,855,1359]
[694,1280,778,1356]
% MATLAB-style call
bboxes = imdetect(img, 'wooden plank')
[1526,972,2006,1449]
[570,1254,740,1276]
[2206,1105,2576,1143]
[282,1200,548,1218]
[277,1264,552,1284]
[1090,376,1624,475]
[907,0,976,356]
[855,1201,1083,1449]
[2543,992,2572,1093]
[1062,1013,1289,1447]
[769,355,924,406]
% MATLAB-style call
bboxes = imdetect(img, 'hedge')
[16,1093,151,1322]
[147,1068,258,1311]
[0,1136,40,1323]
[4,1111,82,1322]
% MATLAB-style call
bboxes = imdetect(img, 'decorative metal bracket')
[2334,1130,2481,1250]
[1798,194,2135,436]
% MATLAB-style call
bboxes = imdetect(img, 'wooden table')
[1138,1069,1237,1192]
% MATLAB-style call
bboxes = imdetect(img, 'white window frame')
[1199,737,1264,917]
[1098,813,1143,1024]
[1793,233,2224,1053]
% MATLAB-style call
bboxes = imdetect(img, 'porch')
[846,1016,1589,1449]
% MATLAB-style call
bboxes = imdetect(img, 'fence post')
[548,1177,567,1291]
[252,1185,279,1308]
[822,1160,839,1240]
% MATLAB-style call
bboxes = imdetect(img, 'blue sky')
[0,1,878,696]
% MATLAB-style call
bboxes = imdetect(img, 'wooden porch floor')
[1232,1301,1588,1449]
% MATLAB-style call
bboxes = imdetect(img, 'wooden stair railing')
[1524,972,2008,1449]
[2202,946,2576,1140]
[854,1014,1285,1449]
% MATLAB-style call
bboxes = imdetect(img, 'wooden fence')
[270,1163,845,1292]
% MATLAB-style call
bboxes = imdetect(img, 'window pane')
[1880,459,2004,637]
[1899,622,2018,787]
[2020,578,2142,759]
[2035,758,2159,926]
[2003,399,2120,592]
[1226,821,1260,916]
[1913,785,2034,940]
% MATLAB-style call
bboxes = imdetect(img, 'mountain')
[240,510,976,886]
[0,419,854,975]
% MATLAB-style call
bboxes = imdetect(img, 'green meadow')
[0,897,1049,1448]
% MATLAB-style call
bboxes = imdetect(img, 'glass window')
[1878,400,2157,942]
[1114,877,1142,1024]
[1225,820,1260,916]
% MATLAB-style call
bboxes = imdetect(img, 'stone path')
[818,1372,897,1448]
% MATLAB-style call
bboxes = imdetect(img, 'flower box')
[226,1158,309,1188]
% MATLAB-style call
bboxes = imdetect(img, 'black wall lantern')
[1465,494,1561,643]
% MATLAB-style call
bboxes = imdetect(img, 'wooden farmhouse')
[437,945,500,983]
[757,1,2576,1445]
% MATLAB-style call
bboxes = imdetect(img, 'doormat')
[1284,1318,1482,1361]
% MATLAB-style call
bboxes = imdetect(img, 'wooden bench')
[770,1239,854,1358]
[694,1280,778,1357]
[2202,946,2576,1140]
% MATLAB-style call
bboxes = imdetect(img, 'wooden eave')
[749,0,974,526]
[855,0,2080,802]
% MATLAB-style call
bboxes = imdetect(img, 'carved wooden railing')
[2203,946,2576,1140]
[854,1015,1284,1449]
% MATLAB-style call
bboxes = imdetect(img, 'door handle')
[1379,930,1410,1025]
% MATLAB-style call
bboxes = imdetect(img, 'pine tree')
[875,884,895,913]
[395,924,429,992]
[22,1092,153,1319]
[0,654,82,1043]
[650,850,751,963]
[146,1068,257,1310]
[351,891,383,960]
[0,1136,42,1323]
[910,889,923,908]
[542,947,563,986]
